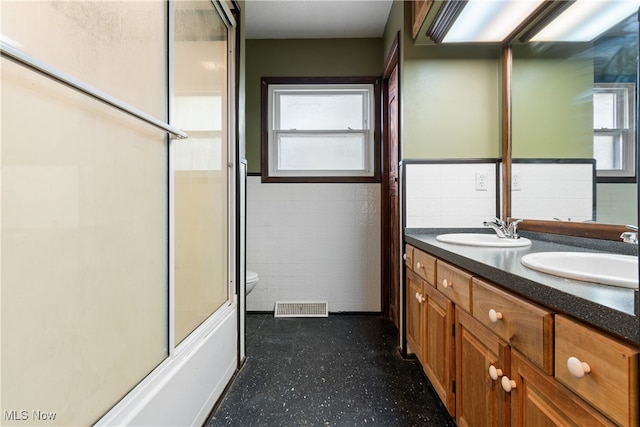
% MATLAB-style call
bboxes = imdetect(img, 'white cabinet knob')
[488,309,503,323]
[415,292,425,303]
[567,356,591,378]
[442,279,451,288]
[416,262,422,269]
[403,253,407,260]
[488,365,503,381]
[501,376,516,393]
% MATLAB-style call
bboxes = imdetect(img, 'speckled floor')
[206,314,455,426]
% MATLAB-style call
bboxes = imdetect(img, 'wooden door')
[382,34,399,329]
[456,308,510,427]
[387,64,400,327]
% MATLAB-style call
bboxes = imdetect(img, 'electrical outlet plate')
[475,171,487,191]
[512,173,521,191]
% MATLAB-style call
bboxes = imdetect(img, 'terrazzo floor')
[206,313,455,426]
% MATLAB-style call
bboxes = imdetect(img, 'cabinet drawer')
[472,278,554,374]
[404,244,414,268]
[413,248,436,286]
[436,260,472,312]
[555,315,639,427]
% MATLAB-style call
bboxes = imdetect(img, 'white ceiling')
[244,0,395,39]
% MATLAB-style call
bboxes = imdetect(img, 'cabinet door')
[406,269,424,361]
[510,351,615,427]
[456,307,510,427]
[411,0,433,39]
[423,284,455,416]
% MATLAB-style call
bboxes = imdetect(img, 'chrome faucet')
[483,217,523,239]
[483,217,507,237]
[620,225,638,244]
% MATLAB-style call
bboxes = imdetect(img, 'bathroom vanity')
[404,228,639,426]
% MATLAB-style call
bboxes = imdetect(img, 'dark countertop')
[405,228,639,344]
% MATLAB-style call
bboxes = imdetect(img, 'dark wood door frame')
[381,33,400,327]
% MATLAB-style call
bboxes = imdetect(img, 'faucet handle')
[506,218,523,239]
[491,217,505,226]
[621,225,638,244]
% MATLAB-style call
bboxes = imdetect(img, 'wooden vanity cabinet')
[472,278,554,374]
[456,307,511,427]
[405,244,435,362]
[436,260,472,313]
[422,282,455,416]
[406,268,425,362]
[554,315,639,427]
[510,350,615,427]
[405,245,455,416]
[413,247,436,283]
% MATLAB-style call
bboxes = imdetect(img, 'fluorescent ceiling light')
[530,0,639,42]
[443,0,545,43]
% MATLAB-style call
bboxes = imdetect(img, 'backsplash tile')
[404,161,595,227]
[511,162,594,221]
[405,162,498,228]
[246,177,381,312]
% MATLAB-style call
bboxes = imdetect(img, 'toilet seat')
[246,270,259,295]
[247,270,259,285]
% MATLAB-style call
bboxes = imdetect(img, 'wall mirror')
[511,10,638,237]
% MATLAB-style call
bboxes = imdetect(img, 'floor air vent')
[274,301,329,318]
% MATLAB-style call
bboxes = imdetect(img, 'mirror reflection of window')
[593,82,636,178]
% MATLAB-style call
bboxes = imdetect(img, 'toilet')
[246,270,259,295]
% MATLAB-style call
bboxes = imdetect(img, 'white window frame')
[593,82,636,181]
[264,82,377,181]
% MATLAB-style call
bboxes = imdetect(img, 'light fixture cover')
[443,0,545,43]
[530,0,639,42]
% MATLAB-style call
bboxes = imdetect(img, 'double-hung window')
[262,77,379,182]
[593,82,636,181]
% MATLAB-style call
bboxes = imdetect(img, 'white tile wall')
[246,177,381,312]
[405,163,499,228]
[511,163,594,221]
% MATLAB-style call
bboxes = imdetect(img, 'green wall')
[244,38,383,173]
[386,1,502,160]
[403,54,501,158]
[512,57,593,158]
[597,183,638,224]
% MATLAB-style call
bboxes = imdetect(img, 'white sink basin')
[521,252,638,289]
[436,233,532,248]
